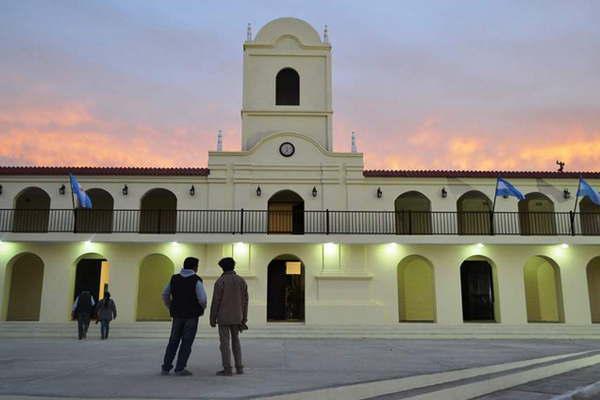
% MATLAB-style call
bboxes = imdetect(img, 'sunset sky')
[1,1,599,171]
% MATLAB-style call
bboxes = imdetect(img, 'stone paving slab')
[474,363,600,400]
[0,337,599,399]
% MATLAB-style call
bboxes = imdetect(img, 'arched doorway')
[276,68,300,105]
[586,257,600,323]
[74,254,110,305]
[5,253,44,321]
[580,198,600,235]
[268,190,304,234]
[519,193,556,235]
[13,187,51,232]
[140,188,177,233]
[137,254,174,321]
[397,255,435,322]
[394,191,432,234]
[460,258,497,322]
[267,254,305,322]
[75,188,114,233]
[457,191,492,235]
[523,256,564,322]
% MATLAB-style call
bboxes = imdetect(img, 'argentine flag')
[496,178,525,201]
[69,174,92,209]
[577,178,600,206]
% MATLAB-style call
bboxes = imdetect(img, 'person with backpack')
[72,290,95,340]
[95,291,117,339]
[161,257,207,376]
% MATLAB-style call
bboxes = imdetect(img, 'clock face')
[279,142,295,157]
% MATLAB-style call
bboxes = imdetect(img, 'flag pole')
[572,176,582,214]
[492,177,499,213]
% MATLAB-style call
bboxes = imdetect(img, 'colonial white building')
[1,18,600,330]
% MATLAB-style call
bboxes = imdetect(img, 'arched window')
[276,68,299,105]
[268,190,304,234]
[457,191,492,235]
[394,191,432,234]
[75,188,114,233]
[518,192,556,235]
[13,187,51,232]
[139,188,177,233]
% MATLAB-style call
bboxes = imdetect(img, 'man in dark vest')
[161,256,207,376]
[72,290,95,340]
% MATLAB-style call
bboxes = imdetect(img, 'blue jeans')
[100,320,110,339]
[162,318,199,372]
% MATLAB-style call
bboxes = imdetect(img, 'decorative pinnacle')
[217,130,223,151]
[246,23,252,41]
[323,24,329,43]
[351,131,357,153]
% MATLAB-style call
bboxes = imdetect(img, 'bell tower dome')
[241,17,333,151]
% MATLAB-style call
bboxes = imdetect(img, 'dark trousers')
[100,319,110,339]
[77,313,91,339]
[218,325,243,370]
[162,317,199,372]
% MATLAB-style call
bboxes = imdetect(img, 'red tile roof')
[0,166,210,176]
[363,169,600,179]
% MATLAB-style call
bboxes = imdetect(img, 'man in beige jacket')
[210,257,248,376]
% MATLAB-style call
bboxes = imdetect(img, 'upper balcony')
[2,208,599,236]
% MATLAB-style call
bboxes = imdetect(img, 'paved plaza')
[0,336,599,399]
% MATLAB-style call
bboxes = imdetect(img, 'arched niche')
[457,191,492,235]
[4,253,44,321]
[139,188,177,233]
[586,257,600,323]
[394,191,432,234]
[75,188,114,233]
[136,254,174,321]
[523,255,564,322]
[518,193,556,235]
[580,197,600,235]
[397,255,435,322]
[13,187,51,232]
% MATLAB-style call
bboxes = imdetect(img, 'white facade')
[1,18,600,328]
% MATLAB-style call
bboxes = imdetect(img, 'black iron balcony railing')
[0,209,599,236]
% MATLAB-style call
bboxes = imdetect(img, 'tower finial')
[246,23,252,41]
[323,24,329,43]
[351,131,357,153]
[217,129,223,151]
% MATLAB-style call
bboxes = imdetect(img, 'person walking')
[161,257,207,376]
[210,257,248,376]
[95,291,117,339]
[72,290,95,340]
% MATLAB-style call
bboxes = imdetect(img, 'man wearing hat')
[210,257,249,376]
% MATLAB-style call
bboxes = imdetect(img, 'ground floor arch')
[397,255,435,322]
[460,257,498,322]
[267,254,305,322]
[4,253,44,321]
[524,256,564,322]
[587,257,600,323]
[74,254,110,304]
[136,254,174,321]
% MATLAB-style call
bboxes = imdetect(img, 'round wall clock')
[279,142,295,157]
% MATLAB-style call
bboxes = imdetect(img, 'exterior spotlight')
[561,243,569,249]
[256,186,262,197]
[189,185,196,196]
[476,243,484,248]
[441,187,447,198]
[376,187,382,198]
[563,189,570,199]
[59,184,66,195]
[122,185,128,196]
[312,186,318,198]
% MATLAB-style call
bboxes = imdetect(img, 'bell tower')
[241,18,333,151]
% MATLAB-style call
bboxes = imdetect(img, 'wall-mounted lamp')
[122,185,128,196]
[376,187,383,198]
[563,189,571,199]
[256,186,262,197]
[189,185,196,196]
[59,184,66,195]
[441,187,448,198]
[312,186,318,198]
[0,184,3,196]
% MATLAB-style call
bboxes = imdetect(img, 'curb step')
[3,322,600,339]
[256,351,600,400]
